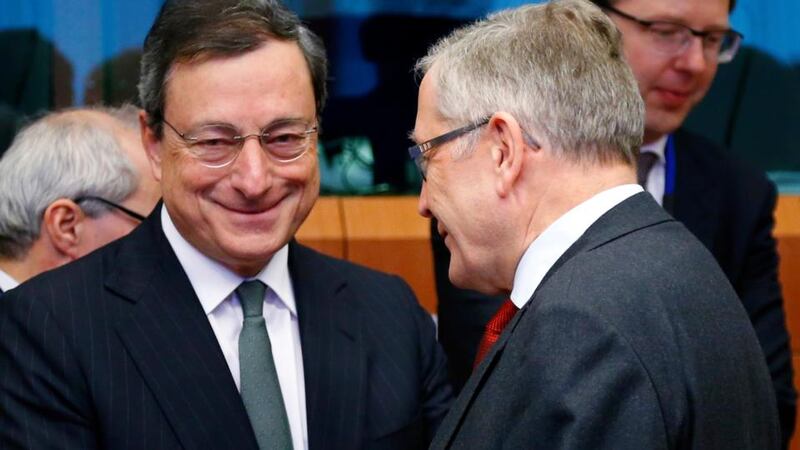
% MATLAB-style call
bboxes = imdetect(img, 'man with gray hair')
[410,0,779,448]
[0,105,160,292]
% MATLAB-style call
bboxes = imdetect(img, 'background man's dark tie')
[637,151,658,187]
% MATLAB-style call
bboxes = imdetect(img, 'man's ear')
[41,199,86,260]
[488,112,530,197]
[140,111,163,182]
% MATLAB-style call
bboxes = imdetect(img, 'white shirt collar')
[641,134,668,162]
[0,267,19,292]
[160,204,296,317]
[510,184,643,308]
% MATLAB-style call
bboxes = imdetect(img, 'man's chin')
[213,233,291,273]
[644,111,688,142]
[448,263,480,292]
[220,248,280,277]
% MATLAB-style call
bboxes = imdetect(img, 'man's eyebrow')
[187,117,310,131]
[644,14,731,31]
[407,129,420,144]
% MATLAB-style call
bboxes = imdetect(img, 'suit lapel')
[290,242,367,450]
[671,130,721,249]
[432,222,591,449]
[432,193,675,449]
[430,297,528,449]
[107,208,258,450]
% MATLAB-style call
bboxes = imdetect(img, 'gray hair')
[0,106,140,259]
[416,0,644,166]
[138,0,328,136]
[102,103,141,130]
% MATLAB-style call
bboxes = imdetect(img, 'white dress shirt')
[161,205,308,450]
[510,184,643,309]
[641,135,668,205]
[0,267,19,292]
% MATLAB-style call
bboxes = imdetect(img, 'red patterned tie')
[473,299,519,368]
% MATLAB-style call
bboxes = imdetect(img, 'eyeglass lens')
[169,120,317,168]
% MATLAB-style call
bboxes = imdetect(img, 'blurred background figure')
[0,28,73,157]
[594,0,796,444]
[83,48,143,107]
[0,104,160,292]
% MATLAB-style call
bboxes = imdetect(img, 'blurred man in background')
[595,0,795,443]
[0,105,159,292]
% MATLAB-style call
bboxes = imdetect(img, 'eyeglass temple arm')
[74,196,148,222]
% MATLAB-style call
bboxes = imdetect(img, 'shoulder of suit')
[22,236,118,290]
[288,242,421,315]
[289,241,406,285]
[0,237,119,323]
[675,128,773,189]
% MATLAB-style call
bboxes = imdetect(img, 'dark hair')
[590,0,736,13]
[138,0,328,136]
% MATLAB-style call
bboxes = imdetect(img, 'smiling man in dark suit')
[411,0,779,448]
[0,1,452,449]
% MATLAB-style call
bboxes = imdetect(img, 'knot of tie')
[637,151,658,187]
[236,280,266,318]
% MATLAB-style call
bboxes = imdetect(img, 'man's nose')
[674,35,712,73]
[229,138,273,198]
[418,181,433,218]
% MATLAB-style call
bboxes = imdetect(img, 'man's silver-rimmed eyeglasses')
[162,118,319,168]
[408,117,490,181]
[74,196,147,222]
[603,4,743,64]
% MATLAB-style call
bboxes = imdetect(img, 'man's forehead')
[613,0,731,27]
[418,71,451,122]
[162,41,314,123]
[412,72,440,141]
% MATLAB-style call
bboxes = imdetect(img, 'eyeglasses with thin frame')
[603,4,743,64]
[408,116,541,181]
[408,117,490,181]
[74,196,147,222]
[162,118,319,169]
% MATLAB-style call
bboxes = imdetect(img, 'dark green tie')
[237,280,293,450]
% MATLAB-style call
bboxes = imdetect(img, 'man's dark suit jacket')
[431,193,780,449]
[433,128,796,444]
[0,206,453,449]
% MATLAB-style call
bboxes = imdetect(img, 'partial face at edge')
[611,0,730,142]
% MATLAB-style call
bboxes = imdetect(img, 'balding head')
[0,105,161,283]
[73,106,161,219]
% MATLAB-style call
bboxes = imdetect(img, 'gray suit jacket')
[431,193,779,449]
